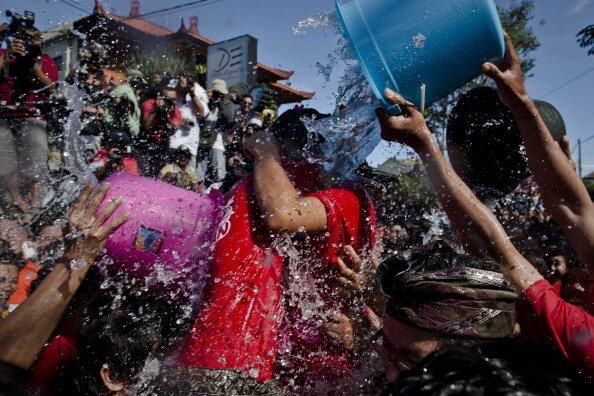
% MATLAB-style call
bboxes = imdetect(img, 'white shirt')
[169,83,209,156]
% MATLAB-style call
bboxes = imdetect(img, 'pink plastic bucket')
[97,173,222,285]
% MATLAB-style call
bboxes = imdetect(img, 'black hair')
[384,339,590,395]
[269,108,330,151]
[74,295,162,395]
[447,86,530,194]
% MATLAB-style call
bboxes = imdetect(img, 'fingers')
[503,32,520,64]
[339,276,362,290]
[97,211,129,240]
[337,257,363,288]
[345,245,363,271]
[92,196,122,228]
[560,136,572,160]
[363,306,382,330]
[559,136,577,172]
[84,183,110,219]
[481,62,504,82]
[70,182,95,215]
[384,88,416,115]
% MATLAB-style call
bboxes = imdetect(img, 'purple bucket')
[97,173,222,285]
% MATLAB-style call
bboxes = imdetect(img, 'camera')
[4,10,41,61]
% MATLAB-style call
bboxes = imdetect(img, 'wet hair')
[447,86,530,194]
[75,296,162,395]
[269,108,330,151]
[385,339,589,395]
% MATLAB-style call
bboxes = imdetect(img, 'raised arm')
[482,34,594,269]
[243,132,328,233]
[0,183,128,369]
[376,90,542,291]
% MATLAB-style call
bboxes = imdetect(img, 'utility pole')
[578,138,583,178]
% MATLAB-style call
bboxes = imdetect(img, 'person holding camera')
[197,79,233,191]
[0,11,59,213]
[168,72,208,174]
[140,82,182,176]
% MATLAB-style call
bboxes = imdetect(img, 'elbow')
[263,210,299,233]
[264,211,290,233]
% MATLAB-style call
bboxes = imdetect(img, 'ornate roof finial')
[179,17,186,32]
[189,15,199,34]
[129,0,141,18]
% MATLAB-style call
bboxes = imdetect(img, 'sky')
[3,0,593,173]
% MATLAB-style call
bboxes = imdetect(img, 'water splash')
[294,11,384,180]
[61,82,97,183]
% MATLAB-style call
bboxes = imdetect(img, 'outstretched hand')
[482,33,530,111]
[375,89,431,152]
[64,182,129,267]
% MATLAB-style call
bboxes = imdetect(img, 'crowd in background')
[1,12,594,396]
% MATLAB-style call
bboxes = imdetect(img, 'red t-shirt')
[517,279,594,377]
[0,49,59,118]
[141,99,182,127]
[178,175,376,381]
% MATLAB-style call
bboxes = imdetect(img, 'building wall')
[43,34,80,80]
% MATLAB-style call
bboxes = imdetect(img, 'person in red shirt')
[0,20,59,212]
[375,33,594,379]
[172,108,376,393]
[140,84,182,177]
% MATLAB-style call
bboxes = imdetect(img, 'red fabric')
[7,261,41,306]
[29,335,78,391]
[281,185,376,380]
[178,178,284,380]
[178,174,376,381]
[92,149,139,175]
[0,50,59,118]
[517,279,594,377]
[141,99,182,127]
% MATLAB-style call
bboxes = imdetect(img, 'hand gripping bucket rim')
[335,0,505,114]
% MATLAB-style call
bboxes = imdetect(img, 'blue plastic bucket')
[336,0,505,114]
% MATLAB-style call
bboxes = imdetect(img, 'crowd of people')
[0,11,594,396]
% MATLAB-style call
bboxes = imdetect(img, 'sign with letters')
[207,35,258,88]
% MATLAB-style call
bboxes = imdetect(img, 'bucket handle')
[419,83,426,113]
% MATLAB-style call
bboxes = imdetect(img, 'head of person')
[4,10,42,60]
[269,107,331,162]
[126,70,146,99]
[386,339,589,395]
[447,87,567,198]
[75,299,162,395]
[173,147,192,168]
[545,244,570,280]
[241,94,253,111]
[155,84,177,114]
[207,79,228,103]
[377,244,518,380]
[447,86,530,197]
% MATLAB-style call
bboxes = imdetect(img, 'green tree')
[577,25,594,56]
[425,0,540,148]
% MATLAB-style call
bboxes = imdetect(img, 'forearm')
[512,98,592,219]
[0,259,90,369]
[34,66,55,88]
[416,136,542,290]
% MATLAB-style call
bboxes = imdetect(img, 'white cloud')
[567,0,592,15]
